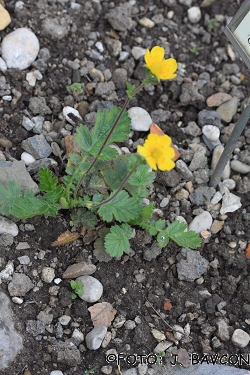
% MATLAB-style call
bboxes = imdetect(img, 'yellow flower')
[144,46,178,81]
[137,133,176,171]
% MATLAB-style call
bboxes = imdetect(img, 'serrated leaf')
[93,228,113,262]
[98,190,141,223]
[84,173,108,195]
[74,125,93,153]
[102,156,130,191]
[157,231,170,247]
[129,202,154,226]
[92,106,130,147]
[98,146,118,161]
[72,208,98,228]
[68,152,83,166]
[128,165,155,187]
[104,224,132,257]
[38,168,58,193]
[164,221,202,249]
[44,185,65,202]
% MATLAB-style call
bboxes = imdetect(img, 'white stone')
[202,125,220,142]
[139,17,155,28]
[151,328,166,341]
[1,28,40,70]
[95,41,104,52]
[63,106,83,125]
[131,47,146,60]
[221,179,236,191]
[0,216,18,236]
[14,1,25,11]
[188,6,201,23]
[50,371,64,375]
[232,329,250,348]
[220,188,242,215]
[231,160,250,174]
[72,328,84,343]
[112,315,126,328]
[210,191,222,205]
[0,261,14,280]
[75,275,103,303]
[0,57,7,72]
[21,152,36,166]
[12,296,24,304]
[188,211,213,233]
[85,325,107,350]
[26,71,37,87]
[128,107,152,131]
[41,267,55,283]
[58,315,71,326]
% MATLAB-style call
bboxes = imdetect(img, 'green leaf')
[104,224,132,257]
[128,165,155,187]
[98,146,119,161]
[38,168,58,192]
[84,173,108,195]
[74,125,93,153]
[157,231,170,247]
[71,208,98,228]
[68,152,83,166]
[92,106,130,146]
[44,185,65,202]
[163,221,202,249]
[98,190,141,223]
[126,82,137,99]
[102,156,130,191]
[129,202,154,226]
[0,180,60,219]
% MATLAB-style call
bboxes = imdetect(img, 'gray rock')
[21,134,52,159]
[85,325,107,350]
[157,169,182,187]
[104,37,122,57]
[41,267,55,283]
[131,46,147,60]
[27,158,53,175]
[112,68,128,89]
[76,275,103,303]
[189,150,207,171]
[202,125,220,142]
[0,292,23,370]
[17,255,30,265]
[143,242,162,261]
[26,320,46,336]
[237,177,250,193]
[0,233,14,246]
[198,109,222,129]
[189,186,216,205]
[0,160,39,194]
[179,82,205,106]
[193,169,210,184]
[42,18,68,40]
[8,272,34,296]
[37,308,54,325]
[29,97,52,115]
[202,134,221,151]
[216,97,239,123]
[222,63,240,75]
[106,3,133,31]
[122,369,137,375]
[182,121,202,137]
[216,318,230,341]
[95,82,116,97]
[52,341,82,365]
[151,109,171,124]
[1,28,39,70]
[0,216,18,237]
[176,248,209,281]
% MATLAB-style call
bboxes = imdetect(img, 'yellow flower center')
[152,148,161,159]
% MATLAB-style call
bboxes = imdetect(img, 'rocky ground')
[1,0,250,374]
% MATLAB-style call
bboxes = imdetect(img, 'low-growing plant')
[70,280,84,299]
[0,46,202,257]
[66,82,84,100]
[189,45,199,56]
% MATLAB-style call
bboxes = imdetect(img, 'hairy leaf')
[129,202,154,226]
[38,168,59,193]
[74,125,93,153]
[160,221,202,249]
[72,208,98,228]
[102,156,130,191]
[98,190,141,223]
[128,165,155,187]
[104,223,132,257]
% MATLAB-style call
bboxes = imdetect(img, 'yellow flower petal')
[137,133,176,171]
[144,46,178,81]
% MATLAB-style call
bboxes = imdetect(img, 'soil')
[1,0,250,374]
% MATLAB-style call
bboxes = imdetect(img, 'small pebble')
[188,6,201,23]
[41,267,55,283]
[232,329,250,348]
[202,125,220,142]
[128,107,152,131]
[63,106,83,125]
[21,152,36,166]
[139,17,155,28]
[75,275,103,303]
[230,160,250,174]
[188,211,213,233]
[0,216,19,236]
[0,4,11,30]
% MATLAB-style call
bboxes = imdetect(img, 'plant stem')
[73,83,145,199]
[91,164,139,209]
